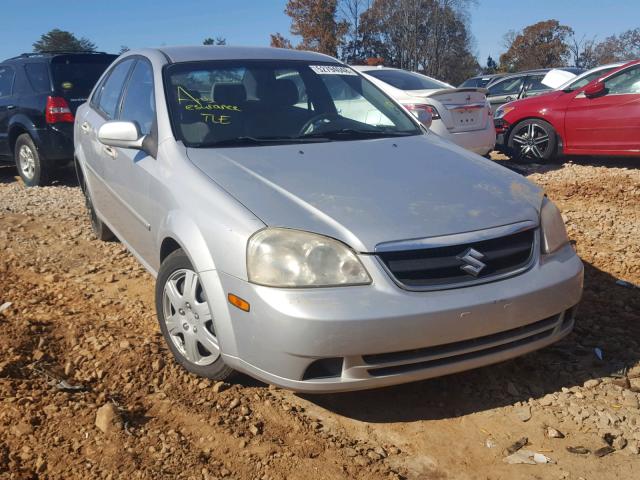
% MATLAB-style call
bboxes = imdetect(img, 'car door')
[0,65,16,157]
[82,58,136,225]
[104,58,156,263]
[486,75,525,109]
[522,74,550,99]
[564,64,640,153]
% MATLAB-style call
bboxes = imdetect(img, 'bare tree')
[568,34,598,69]
[339,0,371,62]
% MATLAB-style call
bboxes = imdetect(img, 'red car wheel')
[508,119,558,163]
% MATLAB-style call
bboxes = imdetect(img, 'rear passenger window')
[120,60,156,135]
[24,63,51,93]
[96,59,135,118]
[0,66,15,97]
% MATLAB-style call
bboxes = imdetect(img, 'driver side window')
[604,66,640,94]
[96,59,135,119]
[119,60,156,135]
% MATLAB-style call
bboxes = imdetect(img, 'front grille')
[377,228,536,290]
[365,313,563,377]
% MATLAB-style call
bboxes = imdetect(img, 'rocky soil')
[0,156,639,480]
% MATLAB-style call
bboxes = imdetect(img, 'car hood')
[186,135,542,252]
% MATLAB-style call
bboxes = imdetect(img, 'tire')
[507,119,559,163]
[79,165,114,241]
[14,134,49,186]
[155,249,235,380]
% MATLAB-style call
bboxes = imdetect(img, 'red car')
[494,60,640,162]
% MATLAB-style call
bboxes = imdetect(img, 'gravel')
[0,157,638,479]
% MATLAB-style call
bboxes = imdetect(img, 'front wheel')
[507,119,558,163]
[155,249,235,380]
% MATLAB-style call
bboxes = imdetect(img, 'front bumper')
[201,244,583,393]
[493,118,509,150]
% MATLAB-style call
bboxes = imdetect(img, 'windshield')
[364,69,449,91]
[165,60,421,147]
[558,66,619,91]
[50,54,117,98]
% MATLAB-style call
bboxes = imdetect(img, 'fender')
[156,211,217,275]
[8,115,40,152]
[155,212,243,357]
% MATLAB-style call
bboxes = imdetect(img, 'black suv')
[0,51,117,186]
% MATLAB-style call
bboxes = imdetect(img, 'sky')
[1,0,639,66]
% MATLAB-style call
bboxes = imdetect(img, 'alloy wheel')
[511,123,550,159]
[18,145,36,180]
[161,268,220,366]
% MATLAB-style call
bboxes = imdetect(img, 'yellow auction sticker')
[61,82,73,90]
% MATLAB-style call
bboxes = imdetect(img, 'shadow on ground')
[493,152,639,176]
[0,164,78,186]
[301,261,639,423]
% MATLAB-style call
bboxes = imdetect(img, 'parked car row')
[459,67,584,105]
[0,51,500,187]
[0,51,117,185]
[493,60,639,162]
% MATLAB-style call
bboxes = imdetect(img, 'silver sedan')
[74,46,583,393]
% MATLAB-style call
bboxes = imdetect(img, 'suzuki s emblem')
[457,248,486,277]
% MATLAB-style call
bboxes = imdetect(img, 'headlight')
[540,198,569,254]
[247,228,372,287]
[494,105,515,119]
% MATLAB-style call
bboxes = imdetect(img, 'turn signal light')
[45,96,74,124]
[228,293,250,312]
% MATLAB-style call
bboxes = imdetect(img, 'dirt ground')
[0,155,639,480]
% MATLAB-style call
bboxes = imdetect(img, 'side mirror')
[583,81,606,98]
[98,121,145,149]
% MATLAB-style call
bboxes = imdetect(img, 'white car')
[352,66,496,155]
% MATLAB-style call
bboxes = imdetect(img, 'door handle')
[103,146,117,158]
[81,121,91,133]
[6,105,16,110]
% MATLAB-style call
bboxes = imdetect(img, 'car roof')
[2,51,115,63]
[148,45,337,64]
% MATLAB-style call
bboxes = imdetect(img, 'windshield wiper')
[196,136,330,148]
[302,128,415,140]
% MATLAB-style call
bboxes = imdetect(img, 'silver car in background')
[352,65,496,155]
[74,46,583,393]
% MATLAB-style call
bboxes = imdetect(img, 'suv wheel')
[156,249,235,380]
[15,134,49,186]
[507,119,559,163]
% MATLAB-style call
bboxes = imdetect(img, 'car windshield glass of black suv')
[50,55,117,99]
[165,60,421,147]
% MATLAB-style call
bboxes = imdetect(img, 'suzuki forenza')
[74,47,583,392]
